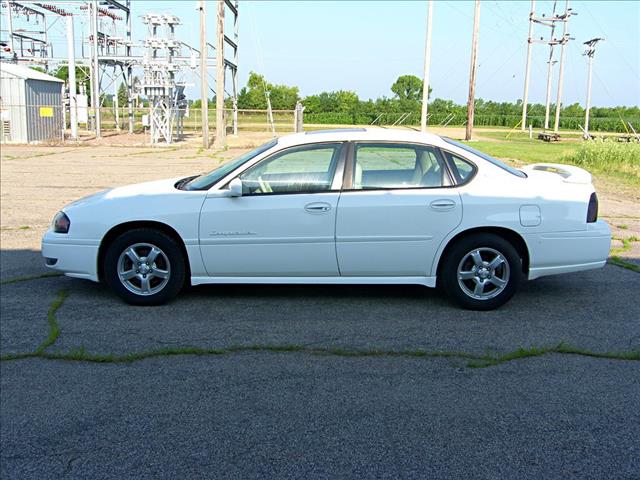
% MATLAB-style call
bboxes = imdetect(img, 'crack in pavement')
[1,280,639,369]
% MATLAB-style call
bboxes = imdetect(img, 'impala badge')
[209,231,257,237]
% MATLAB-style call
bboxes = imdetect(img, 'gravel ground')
[1,142,639,479]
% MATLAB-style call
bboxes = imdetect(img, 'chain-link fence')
[89,107,296,135]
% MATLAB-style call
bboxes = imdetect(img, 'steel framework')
[1,0,240,144]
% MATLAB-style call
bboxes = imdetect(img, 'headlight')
[52,211,70,233]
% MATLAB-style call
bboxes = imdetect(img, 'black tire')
[440,233,522,310]
[104,228,186,306]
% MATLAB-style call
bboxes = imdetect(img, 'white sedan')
[42,129,611,310]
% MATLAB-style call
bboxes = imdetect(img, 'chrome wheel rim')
[457,247,510,300]
[117,243,171,296]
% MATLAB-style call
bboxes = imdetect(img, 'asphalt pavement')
[1,249,639,479]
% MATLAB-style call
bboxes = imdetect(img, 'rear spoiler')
[522,163,592,184]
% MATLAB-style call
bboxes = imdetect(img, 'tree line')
[234,71,640,133]
[45,65,638,133]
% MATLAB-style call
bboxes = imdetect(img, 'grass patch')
[608,256,640,273]
[607,236,639,273]
[0,271,63,285]
[0,290,68,361]
[125,146,182,156]
[464,139,580,165]
[465,136,640,187]
[0,225,33,231]
[562,140,640,185]
[617,224,629,230]
[35,291,68,354]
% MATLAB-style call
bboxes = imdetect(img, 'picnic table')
[538,132,560,142]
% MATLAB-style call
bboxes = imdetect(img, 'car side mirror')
[206,178,244,198]
[228,178,243,197]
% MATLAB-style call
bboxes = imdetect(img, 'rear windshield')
[443,137,527,178]
[183,139,278,191]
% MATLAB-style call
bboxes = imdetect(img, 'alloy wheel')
[457,247,510,300]
[117,242,171,296]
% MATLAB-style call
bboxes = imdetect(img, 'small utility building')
[1,63,64,144]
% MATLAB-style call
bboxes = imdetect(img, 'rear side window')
[351,143,449,189]
[443,137,527,178]
[443,151,476,185]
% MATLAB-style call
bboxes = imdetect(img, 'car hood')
[65,177,184,210]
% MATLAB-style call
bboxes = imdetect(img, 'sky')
[24,0,640,107]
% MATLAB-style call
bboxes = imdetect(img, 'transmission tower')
[141,13,182,144]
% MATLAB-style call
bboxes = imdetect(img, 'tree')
[117,83,127,107]
[303,90,359,114]
[237,72,299,110]
[53,65,91,92]
[391,75,423,102]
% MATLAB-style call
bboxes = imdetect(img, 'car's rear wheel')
[440,233,521,310]
[104,228,185,306]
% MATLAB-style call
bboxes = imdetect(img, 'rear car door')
[199,142,345,276]
[336,142,462,276]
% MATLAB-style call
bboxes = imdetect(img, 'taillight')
[587,192,598,223]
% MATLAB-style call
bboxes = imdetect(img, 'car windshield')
[443,137,527,178]
[183,139,278,191]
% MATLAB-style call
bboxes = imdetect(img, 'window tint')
[352,144,448,189]
[445,152,476,185]
[240,143,342,195]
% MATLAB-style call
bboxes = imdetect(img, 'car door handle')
[304,202,332,214]
[429,199,456,211]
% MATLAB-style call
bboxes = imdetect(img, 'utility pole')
[465,0,481,141]
[521,0,535,131]
[232,0,239,136]
[543,1,558,131]
[214,0,226,148]
[91,0,101,138]
[199,0,209,149]
[583,37,604,139]
[553,1,572,133]
[114,73,120,131]
[66,15,78,140]
[126,0,133,134]
[420,0,434,132]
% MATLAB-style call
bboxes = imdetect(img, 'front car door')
[199,142,345,277]
[336,142,463,276]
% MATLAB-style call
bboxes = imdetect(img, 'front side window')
[183,139,277,190]
[351,143,448,189]
[239,143,343,195]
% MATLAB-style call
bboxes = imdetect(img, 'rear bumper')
[41,231,100,282]
[525,220,611,280]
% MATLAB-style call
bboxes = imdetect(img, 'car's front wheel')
[104,228,186,306]
[440,233,521,310]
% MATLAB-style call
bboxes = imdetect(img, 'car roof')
[276,128,444,148]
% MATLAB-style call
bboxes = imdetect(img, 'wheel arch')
[435,226,530,278]
[97,220,191,282]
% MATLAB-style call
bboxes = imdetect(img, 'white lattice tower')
[142,13,182,144]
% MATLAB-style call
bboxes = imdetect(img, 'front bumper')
[525,220,611,280]
[41,230,100,282]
